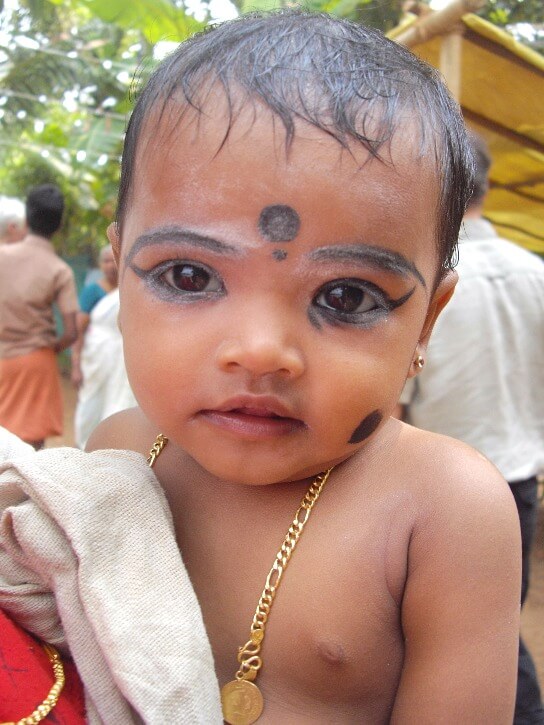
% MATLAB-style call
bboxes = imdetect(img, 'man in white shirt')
[400,133,544,724]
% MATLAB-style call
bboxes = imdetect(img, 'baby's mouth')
[199,405,305,439]
[230,406,284,417]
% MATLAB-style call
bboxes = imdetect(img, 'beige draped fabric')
[0,427,222,724]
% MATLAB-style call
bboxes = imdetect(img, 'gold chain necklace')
[219,465,334,725]
[148,434,334,725]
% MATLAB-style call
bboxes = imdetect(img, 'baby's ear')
[107,222,121,266]
[418,269,458,350]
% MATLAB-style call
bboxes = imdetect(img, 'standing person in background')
[399,132,544,725]
[74,243,118,321]
[0,184,78,449]
[71,244,136,448]
[0,196,26,244]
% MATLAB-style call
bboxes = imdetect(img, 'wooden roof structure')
[391,1,544,254]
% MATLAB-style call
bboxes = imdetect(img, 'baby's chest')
[192,520,406,721]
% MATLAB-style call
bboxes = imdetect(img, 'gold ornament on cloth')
[0,643,65,725]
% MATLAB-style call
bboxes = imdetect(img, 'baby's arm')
[391,444,521,723]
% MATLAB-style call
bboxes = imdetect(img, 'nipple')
[316,639,347,666]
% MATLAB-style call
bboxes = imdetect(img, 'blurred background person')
[71,244,135,449]
[0,184,78,449]
[399,132,544,725]
[75,243,118,318]
[0,196,26,244]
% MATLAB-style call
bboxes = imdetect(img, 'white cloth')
[75,289,136,449]
[401,219,544,481]
[0,427,222,724]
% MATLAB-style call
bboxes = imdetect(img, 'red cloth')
[0,608,86,723]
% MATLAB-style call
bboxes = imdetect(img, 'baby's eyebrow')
[308,244,426,288]
[125,226,243,267]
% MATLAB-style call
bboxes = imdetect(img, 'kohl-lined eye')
[314,279,386,318]
[161,263,222,293]
[310,278,415,329]
[129,257,225,302]
[315,283,377,314]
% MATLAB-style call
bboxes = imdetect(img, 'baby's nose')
[215,315,305,379]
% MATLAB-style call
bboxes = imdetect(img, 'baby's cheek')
[315,359,390,447]
[122,329,166,401]
[122,348,152,410]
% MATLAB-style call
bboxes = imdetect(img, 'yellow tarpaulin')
[391,13,544,255]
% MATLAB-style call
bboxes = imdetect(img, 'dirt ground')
[50,373,544,689]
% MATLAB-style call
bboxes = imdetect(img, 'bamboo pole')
[394,0,485,49]
[439,27,464,99]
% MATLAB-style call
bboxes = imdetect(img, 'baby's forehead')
[124,99,442,279]
[129,99,442,246]
[137,92,438,176]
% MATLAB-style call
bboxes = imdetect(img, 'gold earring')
[415,355,425,369]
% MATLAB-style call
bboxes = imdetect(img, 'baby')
[82,11,521,724]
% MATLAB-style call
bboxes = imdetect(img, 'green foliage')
[479,0,544,52]
[239,0,282,13]
[73,0,203,43]
[238,0,403,29]
[0,0,206,256]
[1,155,59,196]
[481,0,544,27]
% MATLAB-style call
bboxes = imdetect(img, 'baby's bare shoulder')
[85,407,158,460]
[388,420,518,554]
[346,418,518,551]
[352,419,512,518]
[396,421,512,506]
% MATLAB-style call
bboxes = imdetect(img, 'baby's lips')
[228,407,285,418]
[212,394,298,420]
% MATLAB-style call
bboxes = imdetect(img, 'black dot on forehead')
[272,249,288,261]
[258,205,300,242]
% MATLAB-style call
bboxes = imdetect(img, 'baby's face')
[112,102,455,484]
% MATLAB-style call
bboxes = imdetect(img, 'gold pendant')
[221,679,264,725]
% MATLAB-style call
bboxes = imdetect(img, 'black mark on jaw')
[258,205,300,242]
[348,410,383,444]
[272,249,288,261]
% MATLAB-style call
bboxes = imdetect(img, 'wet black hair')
[117,11,474,278]
[467,131,491,207]
[26,184,64,238]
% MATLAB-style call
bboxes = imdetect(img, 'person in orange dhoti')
[0,184,78,449]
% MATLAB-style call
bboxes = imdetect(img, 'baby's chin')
[183,446,349,487]
[194,458,313,487]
